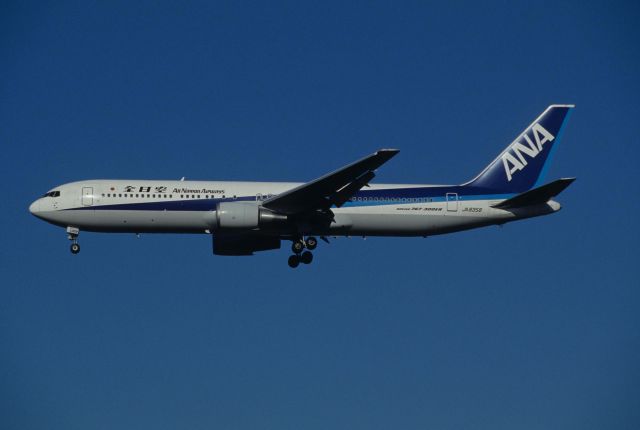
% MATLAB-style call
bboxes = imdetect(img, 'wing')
[262,149,400,215]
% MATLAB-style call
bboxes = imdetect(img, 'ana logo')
[502,123,555,182]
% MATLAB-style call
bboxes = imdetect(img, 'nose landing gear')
[287,237,318,268]
[67,226,80,255]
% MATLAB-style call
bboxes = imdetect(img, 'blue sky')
[2,1,639,429]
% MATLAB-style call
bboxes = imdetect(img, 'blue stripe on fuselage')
[67,196,256,211]
[66,186,513,211]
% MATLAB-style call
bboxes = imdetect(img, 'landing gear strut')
[287,237,318,268]
[67,226,80,255]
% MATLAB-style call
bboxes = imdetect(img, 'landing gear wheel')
[288,254,300,268]
[291,240,304,254]
[300,251,313,264]
[305,237,318,250]
[66,226,80,255]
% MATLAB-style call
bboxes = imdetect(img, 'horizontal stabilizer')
[492,178,575,209]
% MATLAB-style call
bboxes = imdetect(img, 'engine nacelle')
[217,202,259,229]
[204,202,289,230]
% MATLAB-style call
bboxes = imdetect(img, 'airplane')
[29,104,575,268]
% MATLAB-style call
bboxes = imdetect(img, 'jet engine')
[204,202,288,230]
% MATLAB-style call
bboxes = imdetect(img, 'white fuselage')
[29,179,560,237]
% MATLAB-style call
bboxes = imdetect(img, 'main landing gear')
[67,226,80,254]
[287,236,317,268]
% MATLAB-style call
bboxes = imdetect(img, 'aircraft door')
[82,187,94,206]
[446,193,458,212]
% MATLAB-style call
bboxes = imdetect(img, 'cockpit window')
[42,191,61,198]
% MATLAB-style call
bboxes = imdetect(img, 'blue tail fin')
[466,105,574,193]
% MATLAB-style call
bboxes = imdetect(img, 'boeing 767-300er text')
[30,105,575,267]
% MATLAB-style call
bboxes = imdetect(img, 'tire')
[288,255,300,268]
[306,237,318,250]
[291,240,304,254]
[300,251,313,264]
[70,243,80,254]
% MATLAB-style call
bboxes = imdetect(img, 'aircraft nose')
[29,199,41,215]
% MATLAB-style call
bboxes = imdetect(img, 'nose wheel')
[67,226,80,255]
[287,237,317,268]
